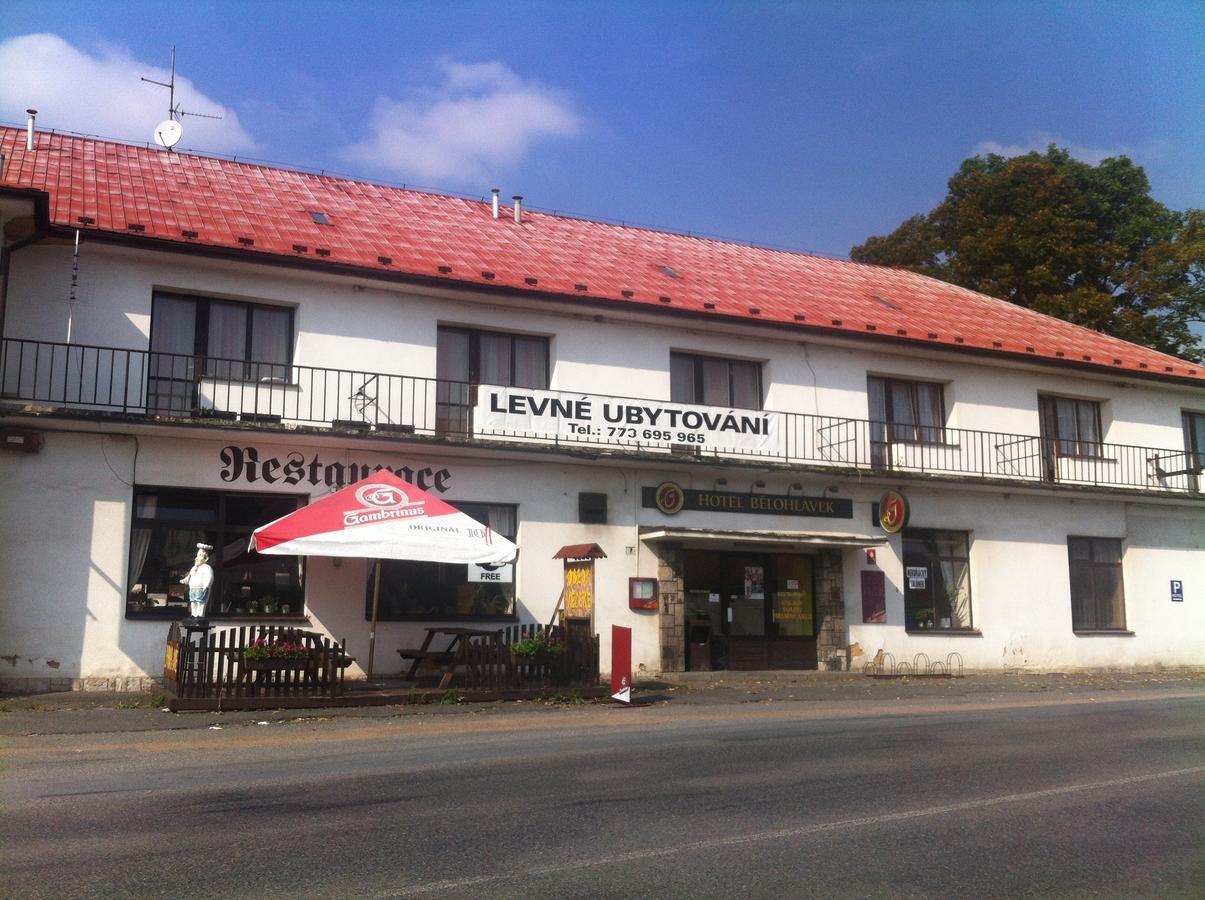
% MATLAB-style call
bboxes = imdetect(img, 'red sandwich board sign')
[611,625,631,704]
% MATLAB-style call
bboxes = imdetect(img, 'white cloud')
[0,33,255,153]
[971,131,1169,166]
[341,60,581,184]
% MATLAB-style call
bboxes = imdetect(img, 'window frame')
[1067,536,1128,632]
[435,326,550,435]
[901,528,975,632]
[368,501,520,622]
[1039,394,1105,460]
[669,351,763,410]
[1183,410,1205,492]
[125,486,306,621]
[867,375,948,446]
[150,291,296,383]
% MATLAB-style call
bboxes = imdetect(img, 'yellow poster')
[563,560,595,620]
[773,590,814,636]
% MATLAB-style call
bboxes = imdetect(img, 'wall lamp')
[713,477,728,489]
[750,479,766,494]
[787,482,804,496]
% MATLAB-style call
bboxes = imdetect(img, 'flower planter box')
[245,657,310,672]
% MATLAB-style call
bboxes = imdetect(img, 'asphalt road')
[2,692,1203,899]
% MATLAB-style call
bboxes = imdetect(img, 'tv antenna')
[140,45,222,149]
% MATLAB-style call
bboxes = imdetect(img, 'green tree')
[851,147,1205,361]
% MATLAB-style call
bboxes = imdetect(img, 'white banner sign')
[468,562,514,583]
[474,386,782,454]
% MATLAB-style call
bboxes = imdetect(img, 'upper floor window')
[148,292,294,415]
[1184,411,1205,492]
[1039,395,1103,459]
[436,326,549,434]
[151,292,293,381]
[670,352,761,409]
[1067,537,1126,632]
[867,376,945,444]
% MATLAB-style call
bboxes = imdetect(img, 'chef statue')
[181,543,215,621]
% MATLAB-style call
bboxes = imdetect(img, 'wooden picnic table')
[397,626,500,688]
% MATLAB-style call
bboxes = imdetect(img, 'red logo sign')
[878,490,909,533]
[344,483,426,527]
[654,481,684,515]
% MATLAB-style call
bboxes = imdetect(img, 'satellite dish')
[154,119,183,149]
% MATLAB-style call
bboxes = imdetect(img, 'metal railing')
[2,337,1201,495]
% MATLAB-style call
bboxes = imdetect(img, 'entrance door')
[682,550,816,671]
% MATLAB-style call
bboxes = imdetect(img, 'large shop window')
[149,292,294,414]
[902,529,974,631]
[1068,537,1127,631]
[368,503,518,620]
[1039,395,1103,458]
[1183,411,1205,492]
[126,488,304,619]
[435,327,549,434]
[670,352,762,409]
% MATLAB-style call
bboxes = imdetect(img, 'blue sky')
[1,0,1202,263]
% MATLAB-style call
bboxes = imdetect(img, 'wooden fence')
[459,623,600,691]
[164,623,351,702]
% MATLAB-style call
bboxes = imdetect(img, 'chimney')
[26,109,37,151]
[512,195,523,225]
[491,188,500,220]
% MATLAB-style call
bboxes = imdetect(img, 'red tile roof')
[1,127,1200,384]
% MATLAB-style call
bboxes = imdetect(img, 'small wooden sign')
[564,559,595,620]
[164,638,180,681]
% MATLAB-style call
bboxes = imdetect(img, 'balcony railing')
[2,337,1201,495]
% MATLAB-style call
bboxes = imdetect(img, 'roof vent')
[310,211,331,225]
[621,289,634,298]
[182,229,199,239]
[656,264,680,279]
[749,307,761,315]
[831,319,843,326]
[481,271,495,280]
[865,324,877,331]
[658,295,671,303]
[525,277,538,285]
[315,248,330,257]
[927,332,938,339]
[438,265,453,273]
[793,314,805,322]
[292,244,307,253]
[954,336,965,344]
[704,302,716,310]
[77,216,96,225]
[512,195,523,224]
[991,341,1002,348]
[871,295,900,310]
[238,236,255,246]
[25,109,36,151]
[378,255,392,265]
[575,283,588,292]
[897,328,907,336]
[491,188,500,219]
[126,222,145,233]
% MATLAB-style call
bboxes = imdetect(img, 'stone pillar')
[814,550,848,671]
[656,544,685,672]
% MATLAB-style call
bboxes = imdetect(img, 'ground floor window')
[126,487,304,619]
[1068,537,1126,631]
[368,503,518,620]
[902,529,973,630]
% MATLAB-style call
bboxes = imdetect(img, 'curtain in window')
[867,377,888,466]
[938,558,972,627]
[916,382,944,442]
[206,302,246,379]
[485,504,517,539]
[889,381,918,441]
[512,336,547,389]
[478,333,512,386]
[250,306,291,380]
[730,361,760,409]
[670,354,695,404]
[127,528,152,593]
[700,357,729,406]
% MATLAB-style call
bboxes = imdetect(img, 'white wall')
[5,242,1201,453]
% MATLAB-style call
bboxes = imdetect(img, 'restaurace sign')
[475,386,780,454]
[219,445,452,492]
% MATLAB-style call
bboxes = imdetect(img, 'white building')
[0,125,1201,692]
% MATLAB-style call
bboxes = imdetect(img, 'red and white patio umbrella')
[250,470,518,678]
